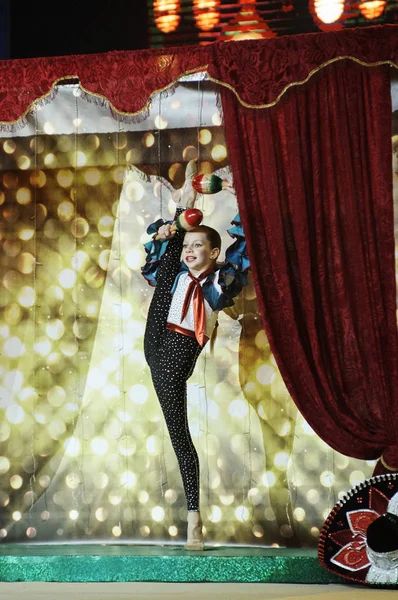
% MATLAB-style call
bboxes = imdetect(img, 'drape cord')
[195,77,211,509]
[115,117,126,533]
[201,351,211,509]
[327,446,336,516]
[284,390,295,536]
[156,92,168,515]
[248,394,253,524]
[158,413,168,523]
[197,77,206,213]
[240,292,253,526]
[157,94,163,219]
[28,106,39,518]
[68,90,79,516]
[197,78,202,166]
[73,90,91,530]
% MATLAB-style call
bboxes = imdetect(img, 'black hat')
[318,473,398,586]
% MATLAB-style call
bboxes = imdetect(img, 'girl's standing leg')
[150,331,202,511]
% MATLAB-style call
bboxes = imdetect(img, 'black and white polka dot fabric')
[144,208,203,511]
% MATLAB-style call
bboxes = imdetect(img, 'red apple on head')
[176,208,203,231]
[155,208,203,240]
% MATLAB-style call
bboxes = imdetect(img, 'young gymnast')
[141,161,249,550]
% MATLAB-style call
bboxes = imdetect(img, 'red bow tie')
[180,269,213,346]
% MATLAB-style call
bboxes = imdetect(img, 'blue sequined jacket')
[141,213,250,311]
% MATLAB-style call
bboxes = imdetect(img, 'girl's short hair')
[187,225,221,251]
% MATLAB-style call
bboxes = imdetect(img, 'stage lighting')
[154,0,181,33]
[193,0,220,31]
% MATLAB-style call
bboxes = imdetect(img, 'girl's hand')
[156,222,176,241]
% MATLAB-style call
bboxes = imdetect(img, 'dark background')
[2,0,149,59]
[2,0,398,60]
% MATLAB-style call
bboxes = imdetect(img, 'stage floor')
[0,582,396,600]
[1,545,396,598]
[0,544,340,584]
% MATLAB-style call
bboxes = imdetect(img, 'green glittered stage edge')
[0,544,341,583]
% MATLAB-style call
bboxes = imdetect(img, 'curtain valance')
[0,24,396,124]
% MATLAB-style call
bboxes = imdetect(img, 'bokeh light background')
[0,73,395,547]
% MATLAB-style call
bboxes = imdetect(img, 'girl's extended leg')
[144,207,185,365]
[144,158,197,363]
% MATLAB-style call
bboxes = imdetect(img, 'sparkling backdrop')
[0,76,383,547]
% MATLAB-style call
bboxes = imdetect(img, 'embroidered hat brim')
[318,473,398,587]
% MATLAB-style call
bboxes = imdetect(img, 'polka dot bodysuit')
[143,207,248,512]
[144,207,203,511]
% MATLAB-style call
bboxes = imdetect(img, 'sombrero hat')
[318,473,398,587]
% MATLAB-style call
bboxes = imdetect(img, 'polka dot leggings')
[144,208,202,511]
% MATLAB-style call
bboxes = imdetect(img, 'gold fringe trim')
[381,454,398,471]
[77,65,209,119]
[207,56,398,109]
[0,74,80,127]
[1,55,398,126]
[0,66,209,127]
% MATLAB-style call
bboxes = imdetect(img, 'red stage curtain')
[0,25,397,124]
[220,61,398,473]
